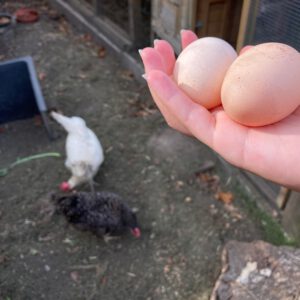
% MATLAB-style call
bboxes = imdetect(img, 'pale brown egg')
[173,37,237,109]
[221,43,300,127]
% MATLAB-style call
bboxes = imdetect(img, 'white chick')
[51,111,104,191]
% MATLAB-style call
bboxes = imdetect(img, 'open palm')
[140,30,300,190]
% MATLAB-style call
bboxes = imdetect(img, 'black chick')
[52,191,141,238]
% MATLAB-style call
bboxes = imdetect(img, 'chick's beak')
[131,227,141,238]
[60,181,71,192]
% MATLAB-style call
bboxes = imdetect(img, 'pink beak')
[60,181,71,192]
[131,227,141,238]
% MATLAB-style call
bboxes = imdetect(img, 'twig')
[0,152,61,176]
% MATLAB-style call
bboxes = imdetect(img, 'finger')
[147,70,215,146]
[139,47,165,73]
[148,84,191,135]
[239,45,254,55]
[153,39,176,75]
[181,29,198,50]
[140,48,190,134]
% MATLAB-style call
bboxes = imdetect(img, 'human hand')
[139,30,300,190]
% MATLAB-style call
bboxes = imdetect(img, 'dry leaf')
[58,20,69,34]
[98,46,106,58]
[215,191,234,204]
[133,105,157,117]
[164,265,171,273]
[0,255,8,264]
[70,271,80,283]
[195,172,218,183]
[83,33,92,42]
[48,9,61,21]
[195,172,220,191]
[224,204,243,220]
[120,69,134,80]
[38,72,46,81]
[34,115,43,127]
[101,276,107,285]
[175,180,184,190]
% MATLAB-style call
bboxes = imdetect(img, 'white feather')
[51,111,104,188]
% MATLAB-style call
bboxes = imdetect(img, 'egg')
[173,37,237,109]
[221,43,300,127]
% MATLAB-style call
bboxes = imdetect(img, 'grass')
[233,182,299,247]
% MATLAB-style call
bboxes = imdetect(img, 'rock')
[210,240,300,300]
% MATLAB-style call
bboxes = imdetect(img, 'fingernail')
[180,29,187,34]
[138,49,143,57]
[142,73,148,81]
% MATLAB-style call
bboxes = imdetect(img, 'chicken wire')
[250,0,300,51]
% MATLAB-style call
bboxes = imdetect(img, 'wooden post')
[236,0,251,52]
[276,187,291,210]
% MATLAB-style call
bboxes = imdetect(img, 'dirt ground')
[0,1,281,299]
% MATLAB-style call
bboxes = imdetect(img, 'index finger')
[181,30,198,50]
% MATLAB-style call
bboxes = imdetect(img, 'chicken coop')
[48,0,300,240]
[50,0,151,52]
[151,0,243,53]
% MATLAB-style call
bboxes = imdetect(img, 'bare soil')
[0,1,267,299]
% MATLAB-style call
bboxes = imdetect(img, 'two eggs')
[173,37,300,127]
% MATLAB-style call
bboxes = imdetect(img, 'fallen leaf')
[34,115,43,127]
[164,265,171,273]
[101,276,107,285]
[38,72,46,81]
[83,33,92,42]
[224,204,243,219]
[58,19,69,34]
[131,100,157,117]
[195,172,220,191]
[70,271,80,283]
[120,69,134,80]
[195,172,218,183]
[175,180,184,190]
[215,191,234,204]
[134,108,156,117]
[48,9,61,21]
[98,46,106,58]
[0,255,8,264]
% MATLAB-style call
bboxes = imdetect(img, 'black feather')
[52,191,139,236]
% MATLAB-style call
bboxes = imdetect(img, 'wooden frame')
[236,0,259,51]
